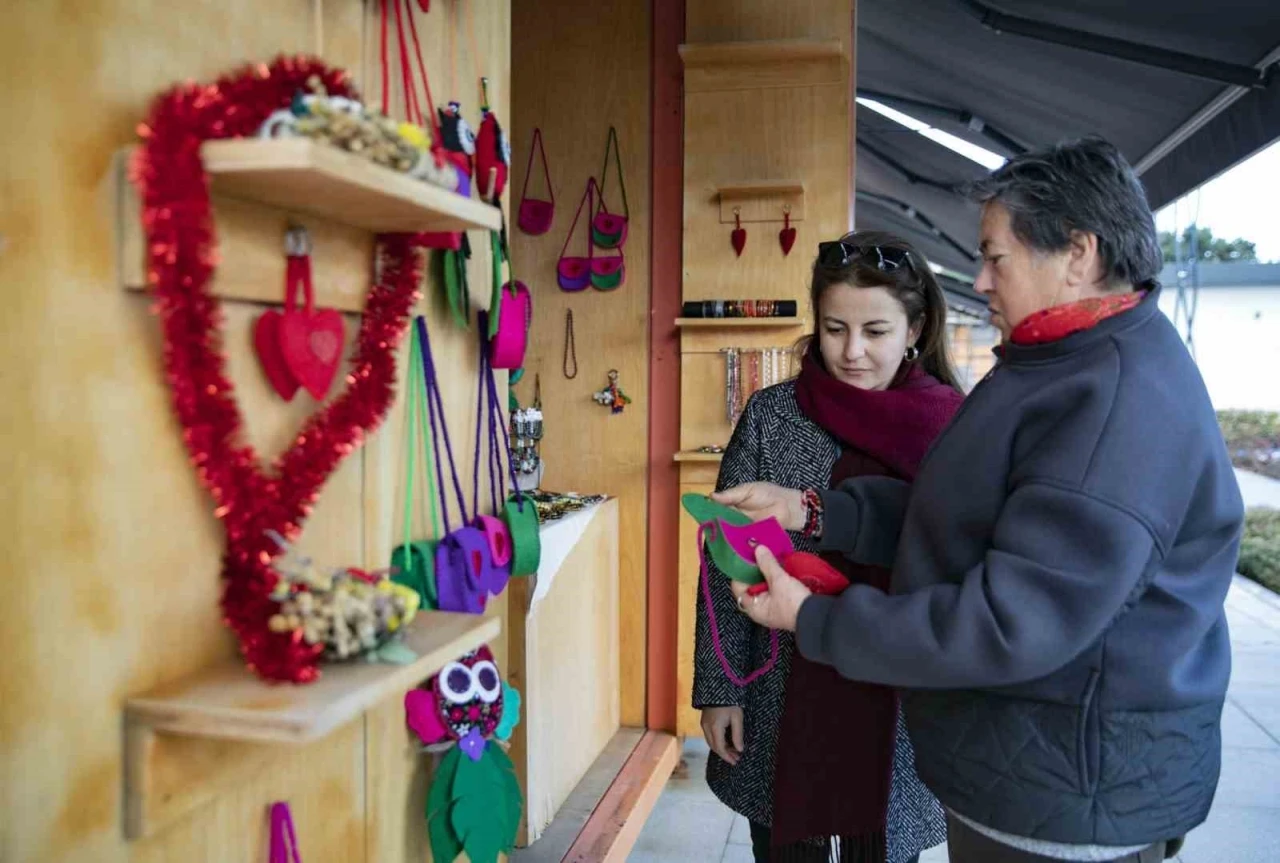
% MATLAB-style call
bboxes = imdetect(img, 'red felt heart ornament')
[779,210,796,256]
[277,250,346,401]
[731,211,746,257]
[281,309,345,400]
[254,309,299,401]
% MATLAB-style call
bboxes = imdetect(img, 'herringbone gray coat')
[692,381,945,863]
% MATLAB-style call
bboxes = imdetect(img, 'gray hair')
[968,136,1163,289]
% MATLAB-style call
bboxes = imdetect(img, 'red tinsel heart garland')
[133,56,426,683]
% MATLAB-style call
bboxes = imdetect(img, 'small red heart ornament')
[280,309,345,400]
[254,309,300,400]
[779,225,797,256]
[731,226,747,257]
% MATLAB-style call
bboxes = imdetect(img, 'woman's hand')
[700,705,745,766]
[732,547,812,632]
[712,482,807,532]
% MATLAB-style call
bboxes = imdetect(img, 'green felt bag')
[503,494,541,577]
[680,493,763,585]
[390,325,445,610]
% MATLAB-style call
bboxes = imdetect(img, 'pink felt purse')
[718,518,794,563]
[557,178,597,292]
[517,128,555,236]
[490,280,530,370]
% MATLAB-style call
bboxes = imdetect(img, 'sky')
[1153,140,1280,263]
[859,98,1280,264]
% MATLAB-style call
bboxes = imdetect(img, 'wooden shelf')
[676,317,801,328]
[674,450,725,463]
[717,180,805,199]
[123,611,499,838]
[126,611,499,746]
[716,180,806,223]
[678,38,844,67]
[199,138,503,234]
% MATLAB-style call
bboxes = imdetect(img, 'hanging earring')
[779,206,796,256]
[731,208,747,257]
[904,346,920,362]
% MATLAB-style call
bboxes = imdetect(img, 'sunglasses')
[817,241,916,276]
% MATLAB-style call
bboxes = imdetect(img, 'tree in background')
[1159,226,1258,264]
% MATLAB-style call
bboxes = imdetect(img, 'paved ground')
[632,471,1280,862]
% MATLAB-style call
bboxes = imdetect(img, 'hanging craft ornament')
[591,126,629,249]
[731,208,747,257]
[474,77,510,202]
[517,127,554,235]
[442,234,473,328]
[276,229,346,401]
[405,646,524,863]
[592,369,632,415]
[557,178,595,292]
[779,206,796,256]
[133,56,423,683]
[562,310,579,380]
[490,272,531,370]
[254,229,306,402]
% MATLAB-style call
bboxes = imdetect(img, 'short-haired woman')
[696,231,963,862]
[721,137,1244,863]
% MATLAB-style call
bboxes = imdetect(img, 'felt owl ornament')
[405,646,522,863]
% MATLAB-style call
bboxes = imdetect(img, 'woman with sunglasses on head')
[721,138,1244,862]
[694,231,963,863]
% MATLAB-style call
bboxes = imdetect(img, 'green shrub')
[1218,410,1280,480]
[1239,508,1280,594]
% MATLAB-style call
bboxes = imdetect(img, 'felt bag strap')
[416,315,470,530]
[596,126,629,218]
[269,802,302,863]
[519,128,553,205]
[697,522,779,687]
[559,178,597,261]
[402,324,444,551]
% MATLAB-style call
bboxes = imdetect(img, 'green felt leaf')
[494,683,521,742]
[488,231,503,339]
[488,745,524,852]
[376,641,417,665]
[450,751,512,863]
[427,748,464,863]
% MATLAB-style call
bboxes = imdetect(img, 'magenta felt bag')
[517,128,554,236]
[558,177,597,292]
[490,280,531,369]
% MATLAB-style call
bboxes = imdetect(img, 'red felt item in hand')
[746,551,850,597]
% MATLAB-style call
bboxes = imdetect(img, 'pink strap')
[697,523,779,687]
[558,177,597,261]
[269,802,302,863]
[520,128,553,204]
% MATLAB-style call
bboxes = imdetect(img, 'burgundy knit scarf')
[770,351,962,861]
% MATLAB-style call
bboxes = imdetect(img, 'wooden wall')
[509,0,653,728]
[674,0,857,737]
[0,1,511,860]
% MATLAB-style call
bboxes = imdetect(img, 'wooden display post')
[674,21,856,737]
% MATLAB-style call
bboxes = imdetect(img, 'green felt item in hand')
[680,493,763,585]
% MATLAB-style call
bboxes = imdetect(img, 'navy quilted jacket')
[798,290,1244,846]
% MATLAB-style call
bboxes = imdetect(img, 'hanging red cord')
[391,0,422,125]
[404,0,442,141]
[379,0,390,115]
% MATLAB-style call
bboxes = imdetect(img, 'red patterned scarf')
[771,353,961,860]
[1010,292,1144,345]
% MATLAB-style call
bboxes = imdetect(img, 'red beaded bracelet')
[801,488,823,538]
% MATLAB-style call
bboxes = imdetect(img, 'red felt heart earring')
[731,208,747,257]
[779,206,796,256]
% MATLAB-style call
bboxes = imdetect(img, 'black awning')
[852,0,1280,281]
